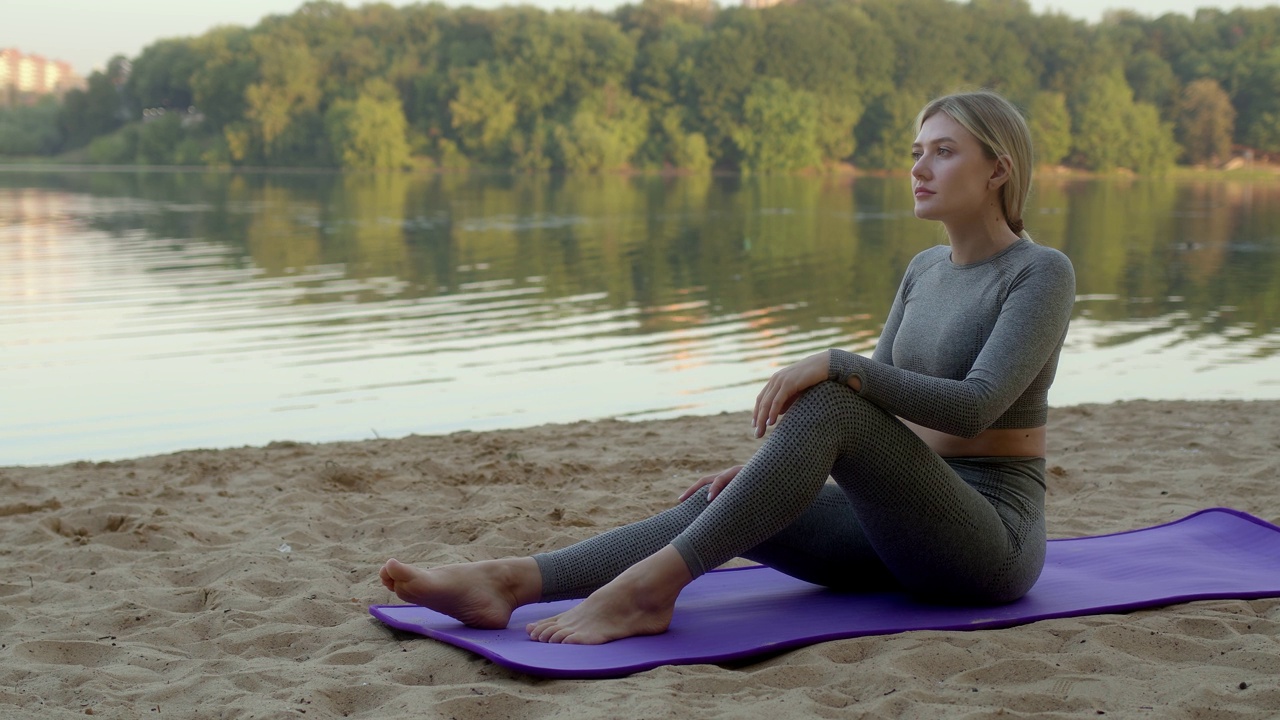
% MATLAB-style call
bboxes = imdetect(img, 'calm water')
[3,170,1279,466]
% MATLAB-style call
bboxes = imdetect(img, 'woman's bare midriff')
[903,420,1046,458]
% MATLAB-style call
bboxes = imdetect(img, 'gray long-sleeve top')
[831,239,1076,438]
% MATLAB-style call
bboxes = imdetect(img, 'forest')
[0,0,1273,173]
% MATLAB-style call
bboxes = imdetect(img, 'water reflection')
[1,170,1278,466]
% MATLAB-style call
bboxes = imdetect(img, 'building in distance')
[0,49,85,107]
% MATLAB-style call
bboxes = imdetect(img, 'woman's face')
[910,112,1001,226]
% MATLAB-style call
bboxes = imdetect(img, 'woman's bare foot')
[380,557,541,629]
[525,545,692,644]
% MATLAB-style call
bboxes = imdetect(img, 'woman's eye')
[911,151,922,160]
[937,147,951,156]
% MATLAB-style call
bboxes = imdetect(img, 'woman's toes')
[528,616,562,642]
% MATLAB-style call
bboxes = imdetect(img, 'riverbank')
[2,400,1278,718]
[5,156,1280,180]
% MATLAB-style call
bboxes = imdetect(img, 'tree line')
[1,0,1273,173]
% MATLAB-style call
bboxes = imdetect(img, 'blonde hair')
[916,90,1033,239]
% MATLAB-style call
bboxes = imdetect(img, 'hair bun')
[1008,218,1025,234]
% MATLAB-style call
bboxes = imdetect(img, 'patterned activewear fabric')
[534,239,1074,604]
[829,238,1076,436]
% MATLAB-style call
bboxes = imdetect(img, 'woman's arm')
[830,248,1075,437]
[750,261,914,436]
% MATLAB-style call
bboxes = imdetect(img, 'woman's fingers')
[682,466,743,502]
[754,351,830,437]
[754,377,786,438]
[752,380,771,434]
[706,466,743,501]
[763,378,795,435]
[677,478,711,502]
[678,469,724,501]
[708,475,731,501]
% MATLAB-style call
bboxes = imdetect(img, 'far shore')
[4,156,1280,181]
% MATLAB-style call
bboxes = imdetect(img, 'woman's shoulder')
[906,244,952,271]
[913,244,952,260]
[1016,241,1075,278]
[1009,241,1076,300]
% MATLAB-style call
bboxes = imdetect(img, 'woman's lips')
[914,188,934,197]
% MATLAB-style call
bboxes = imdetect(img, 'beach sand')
[2,399,1278,718]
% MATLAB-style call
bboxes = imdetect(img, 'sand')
[2,399,1279,719]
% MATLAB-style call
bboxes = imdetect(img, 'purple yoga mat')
[370,508,1280,679]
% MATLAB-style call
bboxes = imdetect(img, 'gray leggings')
[533,381,1047,605]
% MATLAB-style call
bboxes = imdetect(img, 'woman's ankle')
[504,557,544,607]
[616,545,693,604]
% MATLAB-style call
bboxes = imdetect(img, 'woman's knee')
[783,381,877,429]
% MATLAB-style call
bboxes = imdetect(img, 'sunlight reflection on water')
[3,172,1280,466]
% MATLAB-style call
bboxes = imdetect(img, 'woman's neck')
[944,213,1021,265]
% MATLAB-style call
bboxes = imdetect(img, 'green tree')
[758,3,865,163]
[669,131,711,172]
[1123,102,1179,174]
[448,64,518,162]
[687,10,764,165]
[392,3,449,135]
[862,0,978,98]
[189,27,256,131]
[127,39,201,115]
[1244,113,1280,154]
[813,96,864,163]
[491,9,636,117]
[854,91,925,171]
[1070,73,1129,171]
[135,114,185,164]
[48,0,1280,173]
[86,125,139,164]
[730,78,820,173]
[821,0,894,101]
[1072,72,1175,172]
[621,3,707,169]
[966,0,1040,103]
[243,28,323,162]
[1125,50,1179,113]
[281,2,381,101]
[508,117,553,172]
[1175,78,1235,165]
[1028,91,1072,166]
[326,79,412,170]
[647,106,711,172]
[757,4,858,98]
[552,83,649,172]
[59,63,129,149]
[0,97,63,155]
[1032,13,1113,100]
[619,1,705,108]
[1237,48,1280,153]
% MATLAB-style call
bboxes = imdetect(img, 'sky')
[4,0,1279,76]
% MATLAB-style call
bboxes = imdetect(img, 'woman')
[380,89,1076,645]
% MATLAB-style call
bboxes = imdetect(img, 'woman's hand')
[679,465,744,502]
[752,350,830,438]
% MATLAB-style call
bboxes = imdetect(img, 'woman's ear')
[988,155,1013,190]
